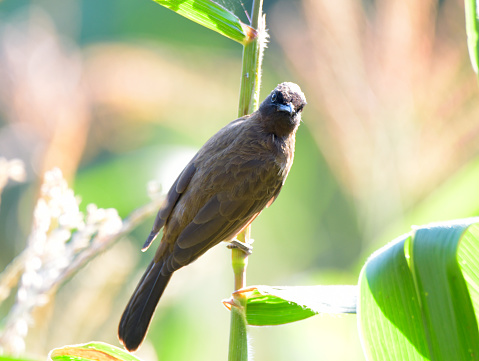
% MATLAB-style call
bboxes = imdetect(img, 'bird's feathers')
[142,161,197,251]
[119,82,307,352]
[118,261,172,352]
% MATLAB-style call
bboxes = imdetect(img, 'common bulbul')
[118,82,307,351]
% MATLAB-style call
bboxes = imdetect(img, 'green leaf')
[358,218,479,361]
[48,342,142,361]
[464,0,479,74]
[458,224,479,322]
[465,0,479,76]
[240,285,357,326]
[151,0,256,45]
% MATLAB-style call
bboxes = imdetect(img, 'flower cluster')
[0,168,122,354]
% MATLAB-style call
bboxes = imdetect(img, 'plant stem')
[228,1,265,360]
[228,227,249,361]
[237,0,265,117]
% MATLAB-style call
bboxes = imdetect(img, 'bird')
[118,82,307,352]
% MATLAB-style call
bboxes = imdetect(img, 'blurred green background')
[0,0,478,360]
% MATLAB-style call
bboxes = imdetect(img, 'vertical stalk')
[228,1,265,361]
[228,229,250,361]
[237,0,265,117]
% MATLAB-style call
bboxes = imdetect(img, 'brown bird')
[118,82,306,351]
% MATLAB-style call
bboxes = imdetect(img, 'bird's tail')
[118,260,173,352]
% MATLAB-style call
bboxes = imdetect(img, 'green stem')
[237,0,265,117]
[228,238,249,361]
[228,1,265,360]
[228,305,248,361]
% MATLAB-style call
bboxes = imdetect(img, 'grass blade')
[464,0,479,77]
[152,0,256,45]
[232,285,357,326]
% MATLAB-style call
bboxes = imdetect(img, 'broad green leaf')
[152,0,256,45]
[48,342,142,361]
[238,285,357,326]
[464,0,479,76]
[358,218,479,361]
[458,224,479,322]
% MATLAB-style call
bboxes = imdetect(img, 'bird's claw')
[227,239,254,255]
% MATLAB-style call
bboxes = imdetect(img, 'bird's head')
[259,82,307,137]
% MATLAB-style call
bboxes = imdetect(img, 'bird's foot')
[227,239,254,255]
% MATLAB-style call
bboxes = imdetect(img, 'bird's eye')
[271,92,277,103]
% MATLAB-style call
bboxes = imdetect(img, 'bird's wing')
[141,159,197,251]
[160,159,283,271]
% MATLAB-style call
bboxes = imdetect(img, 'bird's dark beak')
[277,102,294,115]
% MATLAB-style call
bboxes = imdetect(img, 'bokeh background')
[0,0,478,360]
